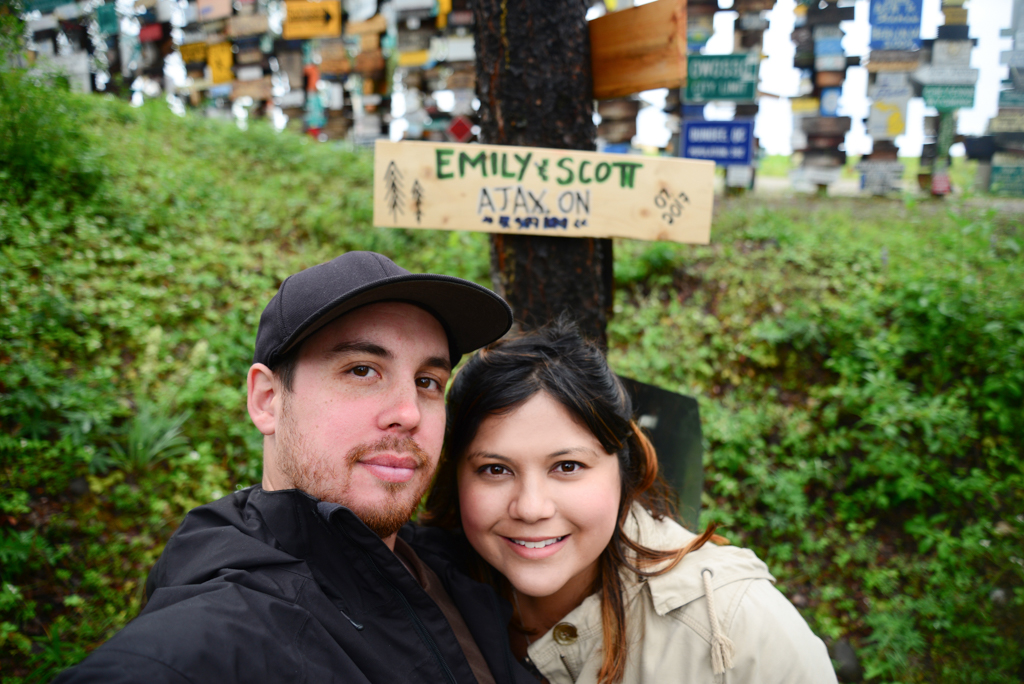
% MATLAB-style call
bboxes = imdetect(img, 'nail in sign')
[373,141,715,244]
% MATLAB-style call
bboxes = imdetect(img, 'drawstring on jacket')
[701,569,735,675]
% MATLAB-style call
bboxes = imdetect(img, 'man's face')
[270,302,451,540]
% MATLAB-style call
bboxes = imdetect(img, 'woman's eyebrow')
[465,451,512,463]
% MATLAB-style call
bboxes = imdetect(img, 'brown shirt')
[393,537,498,684]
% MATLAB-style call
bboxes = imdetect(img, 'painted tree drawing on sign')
[411,180,424,224]
[383,161,404,221]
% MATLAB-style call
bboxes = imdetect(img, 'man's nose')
[378,381,422,432]
[508,477,556,523]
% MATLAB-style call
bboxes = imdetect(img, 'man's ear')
[247,363,280,436]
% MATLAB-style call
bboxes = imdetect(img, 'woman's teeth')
[511,536,565,549]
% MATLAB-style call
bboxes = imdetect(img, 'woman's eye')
[479,464,509,476]
[556,461,583,473]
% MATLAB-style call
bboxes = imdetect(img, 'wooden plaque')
[373,141,714,244]
[590,0,687,101]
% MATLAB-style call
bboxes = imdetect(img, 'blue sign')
[869,0,923,50]
[681,121,754,166]
[815,38,844,55]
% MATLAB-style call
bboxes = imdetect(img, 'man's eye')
[351,366,372,377]
[416,377,440,390]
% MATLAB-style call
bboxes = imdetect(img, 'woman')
[422,322,837,684]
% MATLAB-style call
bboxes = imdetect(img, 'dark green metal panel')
[618,376,703,532]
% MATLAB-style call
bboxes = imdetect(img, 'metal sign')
[922,84,975,109]
[681,120,754,166]
[685,54,759,102]
[870,0,923,50]
[283,0,342,40]
[372,140,715,244]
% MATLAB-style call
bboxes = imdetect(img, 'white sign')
[912,65,979,85]
[867,98,909,138]
[1001,50,1024,67]
[933,40,973,66]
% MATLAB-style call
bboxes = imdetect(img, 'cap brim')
[278,274,513,361]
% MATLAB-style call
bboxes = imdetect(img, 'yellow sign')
[207,42,233,84]
[179,42,208,64]
[283,0,341,40]
[373,141,714,244]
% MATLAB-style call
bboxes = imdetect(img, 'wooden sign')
[989,113,1024,133]
[207,41,233,84]
[372,141,714,244]
[227,13,268,37]
[345,13,386,35]
[230,75,272,101]
[197,0,231,21]
[283,0,341,40]
[589,0,686,101]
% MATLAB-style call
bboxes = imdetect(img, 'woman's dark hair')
[421,320,721,684]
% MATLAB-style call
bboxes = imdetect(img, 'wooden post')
[473,0,612,346]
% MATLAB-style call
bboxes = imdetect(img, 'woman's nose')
[508,478,556,523]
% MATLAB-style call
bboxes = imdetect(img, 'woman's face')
[457,391,622,605]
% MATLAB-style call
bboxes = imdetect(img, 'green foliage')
[2,74,1022,682]
[611,199,1024,682]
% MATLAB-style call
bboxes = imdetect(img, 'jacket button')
[553,623,578,645]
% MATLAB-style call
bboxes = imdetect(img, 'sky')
[633,0,1015,156]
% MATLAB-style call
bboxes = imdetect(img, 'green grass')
[2,60,1023,682]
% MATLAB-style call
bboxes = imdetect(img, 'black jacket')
[54,486,534,684]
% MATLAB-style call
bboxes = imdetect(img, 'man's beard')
[275,399,433,539]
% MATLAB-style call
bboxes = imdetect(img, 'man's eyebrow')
[325,342,451,373]
[425,356,452,373]
[325,340,392,359]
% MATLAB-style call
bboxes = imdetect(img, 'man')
[56,251,532,684]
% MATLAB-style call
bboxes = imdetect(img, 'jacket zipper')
[357,543,459,684]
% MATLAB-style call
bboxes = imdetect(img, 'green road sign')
[999,89,1024,107]
[96,3,118,35]
[922,84,975,110]
[990,165,1024,196]
[24,0,67,13]
[686,54,759,102]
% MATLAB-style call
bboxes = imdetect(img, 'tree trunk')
[473,0,613,347]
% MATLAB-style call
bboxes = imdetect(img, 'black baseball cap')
[253,251,513,368]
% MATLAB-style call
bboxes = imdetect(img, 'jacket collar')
[623,505,775,617]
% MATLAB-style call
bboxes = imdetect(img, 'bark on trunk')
[473,0,613,347]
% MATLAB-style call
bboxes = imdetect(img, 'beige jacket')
[524,506,837,684]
